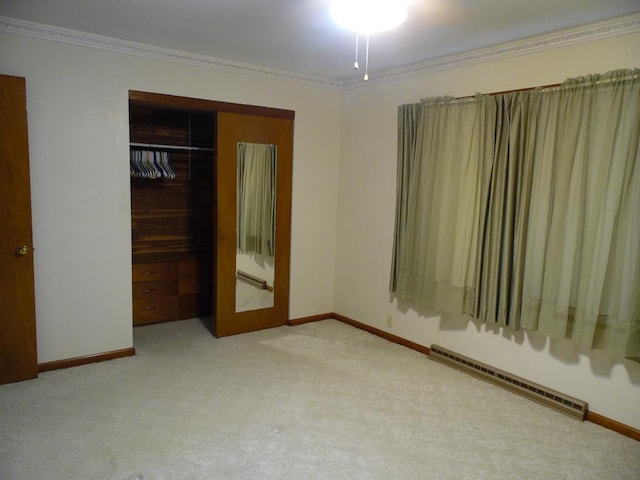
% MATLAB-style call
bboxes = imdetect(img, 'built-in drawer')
[179,258,213,276]
[178,259,199,277]
[132,262,177,283]
[179,293,213,319]
[133,295,179,325]
[179,294,199,319]
[132,279,177,300]
[178,276,200,295]
[178,258,212,295]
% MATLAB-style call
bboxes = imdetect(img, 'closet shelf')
[130,142,214,152]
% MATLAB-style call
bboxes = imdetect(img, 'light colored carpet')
[0,319,638,480]
[236,280,273,312]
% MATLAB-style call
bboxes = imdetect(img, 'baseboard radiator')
[429,345,588,420]
[237,270,272,291]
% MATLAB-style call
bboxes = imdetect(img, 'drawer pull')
[143,271,155,276]
[143,289,154,293]
[144,306,156,311]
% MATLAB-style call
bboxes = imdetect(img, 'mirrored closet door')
[215,111,293,337]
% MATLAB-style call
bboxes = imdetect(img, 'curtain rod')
[456,82,559,100]
[457,69,638,100]
[419,83,558,103]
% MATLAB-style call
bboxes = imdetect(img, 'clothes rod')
[130,142,214,152]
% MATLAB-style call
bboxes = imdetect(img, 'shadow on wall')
[392,295,640,384]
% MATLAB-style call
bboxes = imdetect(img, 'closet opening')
[128,90,294,338]
[129,102,216,328]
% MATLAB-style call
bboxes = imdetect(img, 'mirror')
[235,142,277,312]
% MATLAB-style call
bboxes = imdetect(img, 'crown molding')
[2,13,638,90]
[0,16,342,90]
[343,12,640,88]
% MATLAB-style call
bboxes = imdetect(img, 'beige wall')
[0,31,341,363]
[335,32,640,429]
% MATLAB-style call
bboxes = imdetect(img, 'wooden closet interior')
[130,102,216,326]
[128,91,295,336]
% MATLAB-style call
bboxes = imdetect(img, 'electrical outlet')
[386,314,393,328]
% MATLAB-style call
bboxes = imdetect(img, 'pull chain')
[353,33,370,81]
[364,34,370,81]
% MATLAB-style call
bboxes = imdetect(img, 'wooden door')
[215,111,293,336]
[0,74,38,384]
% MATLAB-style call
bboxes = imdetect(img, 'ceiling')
[1,0,639,82]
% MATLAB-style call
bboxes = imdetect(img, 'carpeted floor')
[0,318,638,479]
[236,280,273,312]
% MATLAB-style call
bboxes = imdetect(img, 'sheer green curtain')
[519,70,640,357]
[391,95,497,315]
[237,142,276,257]
[475,90,540,330]
[391,69,640,358]
[390,103,421,293]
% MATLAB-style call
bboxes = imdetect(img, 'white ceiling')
[1,0,639,82]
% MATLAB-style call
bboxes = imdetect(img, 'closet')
[129,91,294,336]
[130,103,215,325]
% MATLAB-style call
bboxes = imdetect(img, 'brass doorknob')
[16,245,28,256]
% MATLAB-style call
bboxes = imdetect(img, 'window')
[390,69,640,359]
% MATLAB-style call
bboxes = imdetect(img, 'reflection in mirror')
[236,142,277,312]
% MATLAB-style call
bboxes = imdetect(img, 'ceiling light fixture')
[330,0,408,81]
